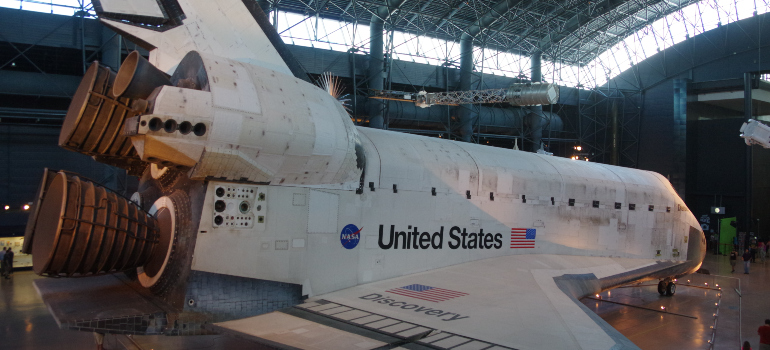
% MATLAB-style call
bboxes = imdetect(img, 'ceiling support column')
[527,51,543,152]
[457,35,475,141]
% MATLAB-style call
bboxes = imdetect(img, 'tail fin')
[93,0,309,81]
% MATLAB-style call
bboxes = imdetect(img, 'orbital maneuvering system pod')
[25,43,365,297]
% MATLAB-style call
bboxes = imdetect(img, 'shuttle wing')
[211,254,691,350]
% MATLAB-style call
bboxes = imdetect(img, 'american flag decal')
[385,284,468,302]
[511,228,536,248]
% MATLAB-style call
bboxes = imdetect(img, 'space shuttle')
[23,1,706,349]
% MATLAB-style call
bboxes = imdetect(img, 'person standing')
[758,319,770,350]
[4,248,13,279]
[765,241,770,258]
[760,241,766,263]
[0,247,5,278]
[744,248,752,274]
[730,249,738,273]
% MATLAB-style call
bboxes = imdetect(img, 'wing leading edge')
[212,254,692,349]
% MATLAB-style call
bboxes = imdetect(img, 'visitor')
[758,319,770,350]
[730,249,738,273]
[744,248,752,274]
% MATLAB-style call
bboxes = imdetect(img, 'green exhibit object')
[719,217,737,255]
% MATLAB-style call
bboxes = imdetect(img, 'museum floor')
[0,252,767,350]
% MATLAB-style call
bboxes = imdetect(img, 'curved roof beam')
[371,0,409,22]
[565,0,697,63]
[530,0,629,54]
[461,0,524,40]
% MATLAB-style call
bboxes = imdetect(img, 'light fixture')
[22,204,30,210]
[3,205,8,210]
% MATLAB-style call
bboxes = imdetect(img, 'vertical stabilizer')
[93,0,305,79]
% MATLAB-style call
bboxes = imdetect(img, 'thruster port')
[148,117,163,131]
[178,121,192,135]
[193,123,207,136]
[215,187,225,197]
[164,119,177,133]
[214,200,226,212]
[239,201,250,214]
[214,215,223,225]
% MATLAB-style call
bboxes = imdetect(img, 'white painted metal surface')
[214,255,666,349]
[192,127,700,297]
[316,254,654,349]
[129,52,362,185]
[100,0,292,75]
[215,311,388,349]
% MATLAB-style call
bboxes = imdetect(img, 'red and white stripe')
[511,228,535,248]
[385,287,468,303]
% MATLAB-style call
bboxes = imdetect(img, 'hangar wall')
[609,12,770,238]
[0,125,130,234]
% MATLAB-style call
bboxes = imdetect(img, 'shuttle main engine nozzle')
[59,61,146,175]
[113,51,172,100]
[27,170,169,277]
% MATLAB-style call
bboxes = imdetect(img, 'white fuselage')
[122,50,701,298]
[190,125,702,297]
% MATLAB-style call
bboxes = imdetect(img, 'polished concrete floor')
[582,252,770,349]
[2,252,769,350]
[0,269,95,350]
[582,269,735,349]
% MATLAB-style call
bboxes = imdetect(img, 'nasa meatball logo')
[340,224,362,249]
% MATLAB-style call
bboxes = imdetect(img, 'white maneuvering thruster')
[740,119,770,148]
